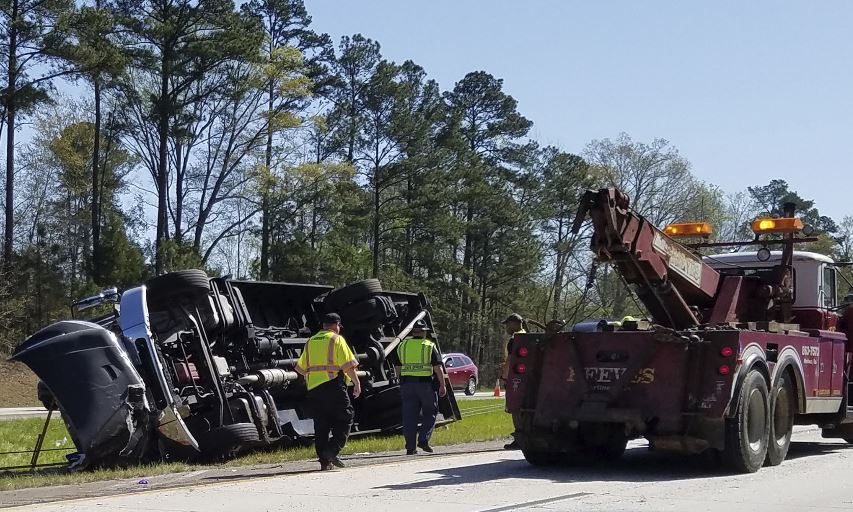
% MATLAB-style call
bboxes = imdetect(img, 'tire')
[598,436,628,461]
[723,370,770,473]
[464,377,477,396]
[765,371,795,466]
[195,422,260,460]
[145,270,210,302]
[325,279,382,310]
[522,448,558,466]
[340,298,382,323]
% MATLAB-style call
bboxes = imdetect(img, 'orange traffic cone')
[493,379,501,397]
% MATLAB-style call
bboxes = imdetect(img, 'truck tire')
[145,270,210,302]
[597,435,628,461]
[723,370,770,473]
[765,371,795,466]
[341,298,382,322]
[522,448,558,466]
[325,279,382,310]
[196,423,261,460]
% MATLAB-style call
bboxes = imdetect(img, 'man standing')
[500,313,525,450]
[391,319,447,455]
[295,312,362,471]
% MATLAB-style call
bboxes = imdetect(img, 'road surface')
[456,391,503,400]
[7,427,853,511]
[0,392,498,419]
[0,407,48,420]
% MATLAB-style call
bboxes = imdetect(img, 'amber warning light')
[663,222,713,237]
[751,217,804,234]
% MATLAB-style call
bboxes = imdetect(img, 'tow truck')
[506,187,853,472]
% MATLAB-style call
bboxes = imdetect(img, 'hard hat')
[412,319,431,331]
[501,313,523,324]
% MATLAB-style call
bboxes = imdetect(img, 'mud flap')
[438,376,462,421]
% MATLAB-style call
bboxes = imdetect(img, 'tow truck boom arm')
[572,188,721,329]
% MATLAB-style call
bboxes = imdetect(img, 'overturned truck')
[11,271,460,468]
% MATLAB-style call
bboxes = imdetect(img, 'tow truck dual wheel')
[723,370,770,473]
[765,372,795,466]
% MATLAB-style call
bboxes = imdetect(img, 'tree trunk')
[404,175,413,274]
[155,55,170,274]
[4,0,18,268]
[347,83,356,163]
[91,77,102,283]
[371,164,380,278]
[260,77,274,280]
[551,217,565,319]
[174,139,182,242]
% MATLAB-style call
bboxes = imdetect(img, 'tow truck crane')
[505,187,853,472]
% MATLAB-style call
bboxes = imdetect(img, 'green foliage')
[748,179,838,234]
[1,0,852,391]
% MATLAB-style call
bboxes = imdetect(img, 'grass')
[0,399,509,492]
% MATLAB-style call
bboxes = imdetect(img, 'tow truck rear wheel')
[765,372,795,466]
[723,370,770,473]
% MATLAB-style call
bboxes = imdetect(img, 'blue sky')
[306,0,853,221]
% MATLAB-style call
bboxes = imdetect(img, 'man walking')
[295,312,361,470]
[500,313,525,450]
[391,319,447,454]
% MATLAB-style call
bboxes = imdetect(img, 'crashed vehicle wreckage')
[11,271,461,468]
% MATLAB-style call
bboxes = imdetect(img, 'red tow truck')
[506,187,853,472]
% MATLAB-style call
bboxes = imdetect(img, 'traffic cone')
[493,379,501,397]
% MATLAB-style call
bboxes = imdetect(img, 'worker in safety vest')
[295,312,362,471]
[500,313,526,450]
[390,319,447,455]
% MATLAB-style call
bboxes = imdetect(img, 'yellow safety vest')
[295,330,358,391]
[397,337,436,377]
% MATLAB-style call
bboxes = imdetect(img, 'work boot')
[417,442,433,453]
[330,456,345,468]
[504,439,520,450]
[406,448,417,455]
[319,461,333,471]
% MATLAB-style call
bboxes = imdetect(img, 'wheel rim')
[467,379,475,393]
[747,387,767,452]
[773,385,792,447]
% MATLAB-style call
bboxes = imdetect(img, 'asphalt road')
[0,407,48,420]
[8,427,853,512]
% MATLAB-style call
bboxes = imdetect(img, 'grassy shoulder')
[0,398,509,491]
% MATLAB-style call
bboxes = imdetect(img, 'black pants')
[308,378,354,463]
[401,380,438,451]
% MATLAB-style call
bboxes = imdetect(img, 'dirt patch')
[0,359,38,407]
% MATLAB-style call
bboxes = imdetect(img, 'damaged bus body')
[11,272,460,468]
